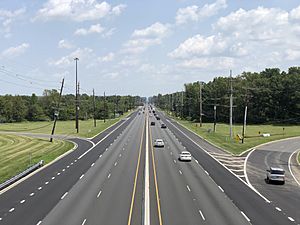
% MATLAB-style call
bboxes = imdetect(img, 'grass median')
[0,111,131,138]
[0,134,73,184]
[167,114,300,155]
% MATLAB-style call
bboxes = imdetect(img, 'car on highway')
[179,151,192,161]
[156,116,160,120]
[154,139,164,147]
[150,121,155,126]
[266,167,285,184]
[161,123,167,128]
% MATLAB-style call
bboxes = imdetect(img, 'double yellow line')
[127,112,163,225]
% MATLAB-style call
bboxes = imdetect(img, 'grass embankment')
[0,111,131,138]
[169,115,300,155]
[0,134,73,184]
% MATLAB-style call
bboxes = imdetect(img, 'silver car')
[266,167,285,184]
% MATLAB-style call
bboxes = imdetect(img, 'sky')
[1,0,300,97]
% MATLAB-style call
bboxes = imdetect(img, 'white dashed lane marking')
[82,219,87,225]
[97,190,102,198]
[107,173,111,179]
[20,199,25,204]
[30,192,35,197]
[199,210,205,221]
[276,207,282,212]
[79,174,85,180]
[38,187,42,190]
[288,217,295,222]
[179,170,182,175]
[9,208,14,213]
[91,163,95,167]
[61,192,68,200]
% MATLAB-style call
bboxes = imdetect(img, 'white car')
[266,167,285,184]
[179,151,192,161]
[154,139,164,147]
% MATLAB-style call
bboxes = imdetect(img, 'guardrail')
[0,160,44,191]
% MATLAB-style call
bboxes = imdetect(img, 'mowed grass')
[0,111,131,138]
[0,134,73,184]
[170,115,300,155]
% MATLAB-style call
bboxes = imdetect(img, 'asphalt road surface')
[0,107,297,225]
[246,138,300,223]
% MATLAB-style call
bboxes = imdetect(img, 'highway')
[0,107,297,225]
[246,138,300,223]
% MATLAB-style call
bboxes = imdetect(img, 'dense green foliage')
[151,67,300,124]
[0,91,144,122]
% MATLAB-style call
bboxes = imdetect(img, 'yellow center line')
[127,115,146,225]
[149,119,163,225]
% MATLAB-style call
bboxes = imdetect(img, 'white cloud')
[1,43,30,58]
[35,0,126,22]
[98,52,115,62]
[102,28,116,38]
[132,22,170,38]
[179,57,234,70]
[112,4,127,16]
[58,39,74,49]
[175,0,227,25]
[169,34,227,59]
[49,48,94,68]
[0,8,25,37]
[74,24,104,36]
[123,22,170,54]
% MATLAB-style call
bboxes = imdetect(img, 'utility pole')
[77,82,80,133]
[74,57,79,133]
[229,70,233,139]
[114,94,116,119]
[199,81,203,127]
[242,89,250,143]
[213,105,217,132]
[50,78,64,142]
[181,90,184,119]
[93,89,96,127]
[103,91,106,123]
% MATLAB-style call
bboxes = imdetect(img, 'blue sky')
[1,0,300,97]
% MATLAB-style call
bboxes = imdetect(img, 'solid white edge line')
[241,211,250,222]
[167,113,272,204]
[218,186,224,192]
[199,210,205,220]
[288,149,300,186]
[61,192,68,200]
[91,163,95,167]
[244,148,271,203]
[144,113,150,225]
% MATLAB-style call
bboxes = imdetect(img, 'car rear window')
[271,170,285,175]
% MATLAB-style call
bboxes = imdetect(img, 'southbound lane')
[149,115,249,225]
[157,110,293,225]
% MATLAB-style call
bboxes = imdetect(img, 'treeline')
[150,67,300,124]
[0,90,145,122]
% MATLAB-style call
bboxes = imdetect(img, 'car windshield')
[271,170,285,175]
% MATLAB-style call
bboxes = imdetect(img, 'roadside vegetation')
[0,134,73,184]
[298,152,300,164]
[170,115,300,155]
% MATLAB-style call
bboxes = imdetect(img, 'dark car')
[156,116,160,120]
[151,121,155,126]
[161,123,167,128]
